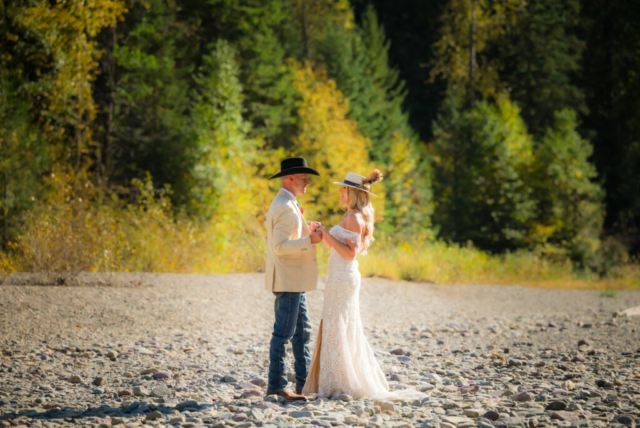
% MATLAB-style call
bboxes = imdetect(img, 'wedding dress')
[303,225,428,401]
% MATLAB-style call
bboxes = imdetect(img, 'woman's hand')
[316,225,332,248]
[309,221,321,232]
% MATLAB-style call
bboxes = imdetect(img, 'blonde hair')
[345,169,383,253]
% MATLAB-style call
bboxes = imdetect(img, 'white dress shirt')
[280,188,297,203]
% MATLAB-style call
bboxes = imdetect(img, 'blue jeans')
[267,291,311,393]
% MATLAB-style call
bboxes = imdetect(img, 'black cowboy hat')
[269,157,320,179]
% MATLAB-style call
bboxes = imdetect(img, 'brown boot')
[266,389,307,402]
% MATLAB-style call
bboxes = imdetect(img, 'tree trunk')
[468,0,477,108]
[105,25,117,187]
[301,0,311,60]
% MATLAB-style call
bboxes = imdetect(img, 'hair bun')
[362,169,383,187]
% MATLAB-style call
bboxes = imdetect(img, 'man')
[265,157,323,402]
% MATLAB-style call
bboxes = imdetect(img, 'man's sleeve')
[273,206,312,255]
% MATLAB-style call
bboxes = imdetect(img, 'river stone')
[68,375,82,384]
[550,411,580,422]
[512,391,533,402]
[151,385,171,397]
[545,401,567,411]
[146,410,163,421]
[133,386,148,397]
[289,411,314,418]
[374,400,395,413]
[482,411,500,421]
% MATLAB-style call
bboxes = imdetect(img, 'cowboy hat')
[270,157,320,179]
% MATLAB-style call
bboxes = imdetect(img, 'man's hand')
[310,228,323,244]
[309,221,321,232]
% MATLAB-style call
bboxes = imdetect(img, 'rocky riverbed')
[1,273,639,428]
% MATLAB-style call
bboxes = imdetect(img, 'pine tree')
[289,62,377,227]
[190,40,271,227]
[580,0,640,254]
[209,0,302,145]
[93,0,195,206]
[498,0,585,137]
[432,94,536,251]
[529,109,604,266]
[430,0,524,106]
[316,4,432,234]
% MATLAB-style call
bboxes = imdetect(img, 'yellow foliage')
[290,61,385,227]
[15,0,126,159]
[430,0,524,99]
[1,169,637,290]
[359,237,640,289]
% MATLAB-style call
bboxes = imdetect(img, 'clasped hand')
[309,221,325,244]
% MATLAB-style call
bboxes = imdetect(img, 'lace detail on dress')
[312,225,428,401]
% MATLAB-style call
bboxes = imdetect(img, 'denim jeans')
[267,291,312,393]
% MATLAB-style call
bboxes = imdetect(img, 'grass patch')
[599,289,618,298]
[1,174,638,289]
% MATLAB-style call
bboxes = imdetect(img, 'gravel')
[1,273,639,428]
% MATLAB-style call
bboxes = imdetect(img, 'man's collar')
[280,188,297,202]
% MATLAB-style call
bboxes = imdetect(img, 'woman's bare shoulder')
[343,211,365,233]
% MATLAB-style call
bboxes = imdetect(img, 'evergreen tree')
[497,0,585,138]
[290,62,375,227]
[190,40,270,226]
[209,0,302,145]
[432,94,536,251]
[316,4,432,234]
[580,0,640,254]
[529,109,604,266]
[13,0,126,169]
[430,0,525,106]
[93,0,195,206]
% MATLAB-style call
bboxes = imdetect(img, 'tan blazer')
[264,190,318,292]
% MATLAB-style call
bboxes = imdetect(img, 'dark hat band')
[344,180,369,190]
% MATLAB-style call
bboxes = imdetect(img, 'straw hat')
[333,171,382,197]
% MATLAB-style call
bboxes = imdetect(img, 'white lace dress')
[303,225,428,401]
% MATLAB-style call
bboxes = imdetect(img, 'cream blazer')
[264,190,318,292]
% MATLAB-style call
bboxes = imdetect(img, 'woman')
[303,170,428,401]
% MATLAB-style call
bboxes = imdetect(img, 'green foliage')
[289,62,375,227]
[93,0,195,205]
[581,0,640,254]
[599,289,617,298]
[13,0,126,166]
[190,40,265,220]
[430,0,524,103]
[529,109,604,267]
[433,94,536,252]
[315,4,432,234]
[209,0,301,144]
[498,0,585,137]
[0,75,49,245]
[0,0,637,283]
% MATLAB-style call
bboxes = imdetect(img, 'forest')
[0,0,638,287]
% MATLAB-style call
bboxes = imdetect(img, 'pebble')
[1,273,639,428]
[132,386,149,396]
[550,411,581,422]
[151,385,170,397]
[68,375,83,384]
[145,410,163,421]
[152,371,172,379]
[374,400,395,413]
